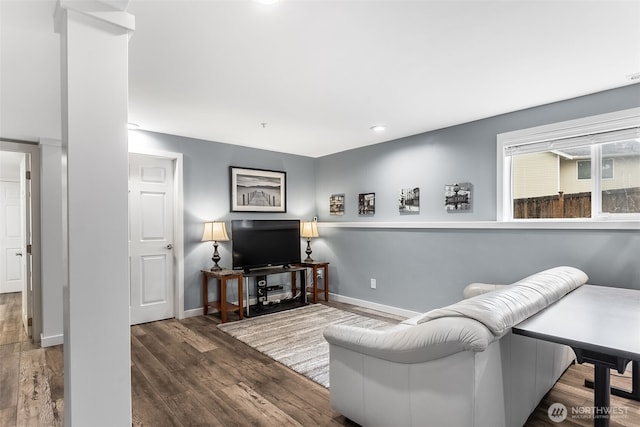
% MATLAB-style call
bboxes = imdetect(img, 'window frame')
[602,158,614,180]
[576,158,615,181]
[497,107,640,222]
[577,159,592,180]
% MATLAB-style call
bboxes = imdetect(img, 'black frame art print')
[358,192,375,215]
[230,166,287,212]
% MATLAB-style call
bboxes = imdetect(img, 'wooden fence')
[514,187,640,218]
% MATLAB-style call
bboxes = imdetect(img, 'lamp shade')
[300,221,319,238]
[201,221,229,242]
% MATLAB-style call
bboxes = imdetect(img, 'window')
[577,158,614,180]
[497,108,640,221]
[577,160,591,180]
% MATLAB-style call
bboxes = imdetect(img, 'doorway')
[0,153,25,295]
[0,141,41,344]
[128,150,184,325]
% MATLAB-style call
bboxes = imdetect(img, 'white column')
[56,2,134,425]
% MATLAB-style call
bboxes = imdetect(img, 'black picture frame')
[358,192,375,215]
[230,166,287,212]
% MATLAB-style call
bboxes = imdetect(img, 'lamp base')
[304,238,314,263]
[211,241,224,271]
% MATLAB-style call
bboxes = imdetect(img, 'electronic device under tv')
[231,219,301,271]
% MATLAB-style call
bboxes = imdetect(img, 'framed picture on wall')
[330,194,345,216]
[445,182,472,212]
[358,192,375,215]
[230,166,287,212]
[399,187,420,213]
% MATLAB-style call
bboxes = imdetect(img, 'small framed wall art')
[358,192,375,215]
[329,194,345,216]
[445,182,472,212]
[230,166,286,212]
[399,187,420,213]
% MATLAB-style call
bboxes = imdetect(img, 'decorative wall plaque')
[445,183,472,212]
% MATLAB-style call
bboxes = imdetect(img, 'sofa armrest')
[323,316,493,364]
[463,283,506,299]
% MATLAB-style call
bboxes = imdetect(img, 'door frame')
[128,148,185,320]
[0,139,41,343]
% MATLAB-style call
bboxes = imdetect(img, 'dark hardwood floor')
[1,292,638,426]
[0,292,63,427]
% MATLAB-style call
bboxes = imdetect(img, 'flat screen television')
[232,219,301,271]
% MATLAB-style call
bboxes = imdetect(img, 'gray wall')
[314,84,640,313]
[129,132,316,310]
[128,84,640,315]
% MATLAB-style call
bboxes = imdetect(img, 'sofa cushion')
[324,316,494,363]
[413,266,588,337]
[463,283,506,299]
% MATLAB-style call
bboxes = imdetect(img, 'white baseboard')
[41,333,63,347]
[186,294,421,320]
[328,293,421,319]
[182,308,203,319]
[187,292,294,319]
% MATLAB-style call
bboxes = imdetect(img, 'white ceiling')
[1,1,639,158]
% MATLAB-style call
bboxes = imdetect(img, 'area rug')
[217,304,395,387]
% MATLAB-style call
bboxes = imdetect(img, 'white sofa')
[323,266,588,427]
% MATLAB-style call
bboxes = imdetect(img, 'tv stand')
[242,266,307,317]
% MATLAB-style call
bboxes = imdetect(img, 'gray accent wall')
[129,132,316,311]
[316,226,639,313]
[128,84,639,316]
[314,84,640,313]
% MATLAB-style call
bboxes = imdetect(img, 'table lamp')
[300,221,319,263]
[202,221,229,271]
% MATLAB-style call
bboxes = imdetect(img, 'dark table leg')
[219,277,227,323]
[324,264,329,302]
[290,271,297,298]
[311,265,318,304]
[593,364,611,427]
[237,276,244,320]
[202,273,208,316]
[585,360,640,401]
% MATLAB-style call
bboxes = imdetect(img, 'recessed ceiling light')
[255,0,279,5]
[370,125,386,132]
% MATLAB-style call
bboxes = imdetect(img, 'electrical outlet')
[370,278,377,289]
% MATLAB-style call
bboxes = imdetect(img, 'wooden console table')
[201,269,243,323]
[295,261,330,304]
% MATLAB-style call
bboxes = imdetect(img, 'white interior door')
[129,153,175,325]
[0,181,23,293]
